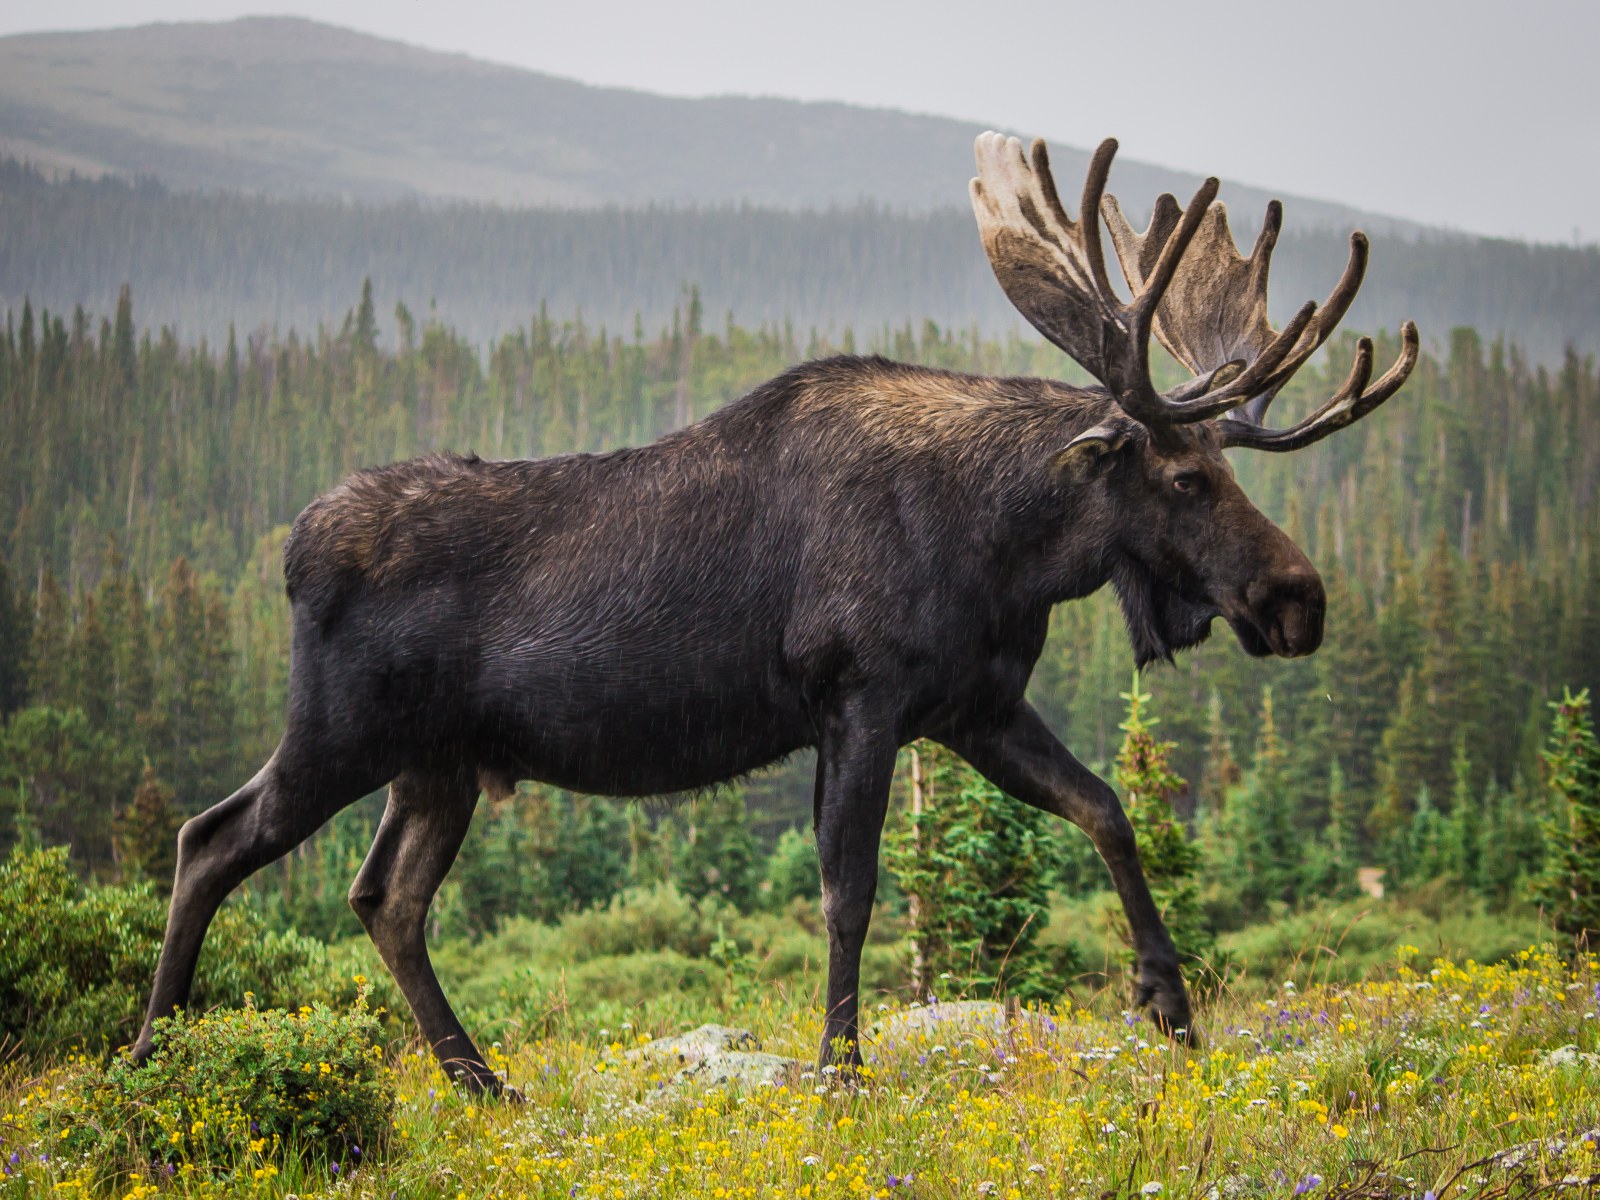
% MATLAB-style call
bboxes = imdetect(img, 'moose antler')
[1102,188,1419,447]
[971,133,1419,450]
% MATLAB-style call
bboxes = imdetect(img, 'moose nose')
[1246,569,1325,658]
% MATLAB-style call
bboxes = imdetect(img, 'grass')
[5,945,1600,1198]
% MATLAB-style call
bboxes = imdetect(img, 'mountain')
[1,18,1596,361]
[0,16,1413,232]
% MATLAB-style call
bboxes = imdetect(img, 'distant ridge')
[2,18,1596,362]
[0,16,1415,233]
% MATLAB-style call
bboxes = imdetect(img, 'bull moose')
[134,133,1417,1093]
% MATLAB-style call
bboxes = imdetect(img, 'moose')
[134,133,1417,1093]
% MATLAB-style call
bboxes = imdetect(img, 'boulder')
[623,1023,804,1092]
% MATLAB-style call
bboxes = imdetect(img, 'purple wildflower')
[1294,1176,1322,1195]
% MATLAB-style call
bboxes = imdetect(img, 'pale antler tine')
[1164,359,1248,403]
[1229,301,1317,390]
[1132,176,1221,328]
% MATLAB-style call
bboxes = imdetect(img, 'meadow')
[4,889,1597,1200]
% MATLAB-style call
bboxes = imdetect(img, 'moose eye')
[1172,472,1202,495]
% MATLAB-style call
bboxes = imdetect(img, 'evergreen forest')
[1,275,1595,957]
[4,161,1599,363]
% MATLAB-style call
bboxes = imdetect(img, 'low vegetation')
[5,943,1599,1198]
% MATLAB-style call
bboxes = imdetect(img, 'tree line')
[0,283,1594,953]
[3,161,1598,362]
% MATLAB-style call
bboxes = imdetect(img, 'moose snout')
[1245,569,1325,658]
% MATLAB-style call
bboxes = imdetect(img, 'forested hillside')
[0,283,1594,936]
[4,163,1598,361]
[0,16,1412,227]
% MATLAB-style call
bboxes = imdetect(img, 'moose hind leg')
[134,751,375,1061]
[348,769,497,1093]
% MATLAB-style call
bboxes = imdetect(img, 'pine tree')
[1198,690,1241,819]
[1531,690,1600,949]
[26,569,71,708]
[625,803,673,889]
[762,826,821,910]
[1406,784,1446,886]
[1372,671,1434,844]
[555,793,631,911]
[1303,760,1362,900]
[1112,673,1213,976]
[149,557,238,809]
[883,742,1061,1000]
[1217,687,1299,915]
[0,554,29,717]
[1442,735,1480,888]
[115,765,181,887]
[673,787,758,910]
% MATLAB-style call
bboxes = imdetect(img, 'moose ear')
[1054,423,1131,483]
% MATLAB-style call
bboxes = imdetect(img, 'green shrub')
[552,882,740,960]
[761,826,821,910]
[36,994,394,1177]
[1217,893,1548,991]
[0,845,394,1059]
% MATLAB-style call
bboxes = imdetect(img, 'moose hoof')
[448,1061,519,1102]
[1136,965,1195,1045]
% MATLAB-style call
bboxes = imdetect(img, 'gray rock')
[678,1050,802,1089]
[620,1023,804,1093]
[625,1023,760,1064]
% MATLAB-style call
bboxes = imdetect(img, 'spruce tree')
[1216,687,1299,916]
[1443,735,1480,888]
[1531,690,1600,949]
[554,793,631,910]
[114,765,181,887]
[26,569,71,708]
[762,826,821,910]
[0,554,29,718]
[1198,690,1240,819]
[673,787,758,911]
[883,742,1059,1000]
[1112,674,1213,976]
[150,558,237,809]
[1406,784,1446,886]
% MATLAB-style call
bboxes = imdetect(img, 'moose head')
[971,134,1418,667]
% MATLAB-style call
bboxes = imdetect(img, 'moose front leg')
[813,702,898,1070]
[943,702,1193,1041]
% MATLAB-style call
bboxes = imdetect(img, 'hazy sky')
[1,0,1594,244]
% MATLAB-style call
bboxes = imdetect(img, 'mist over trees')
[3,163,1597,363]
